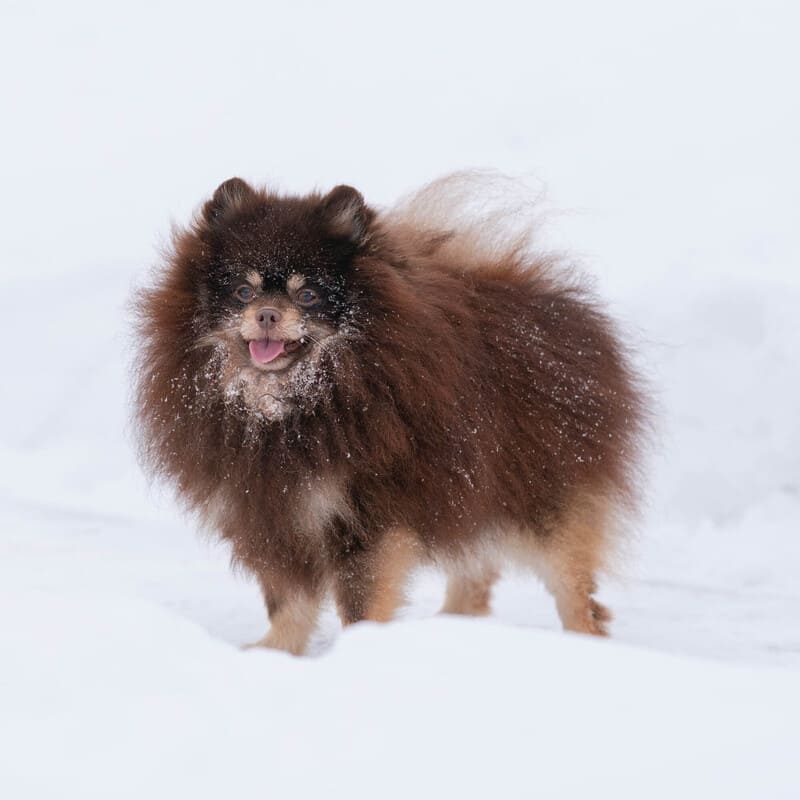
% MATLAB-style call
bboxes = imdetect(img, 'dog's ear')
[320,185,372,245]
[202,177,256,223]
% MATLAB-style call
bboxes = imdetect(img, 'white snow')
[1,1,799,798]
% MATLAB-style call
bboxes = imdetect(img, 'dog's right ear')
[202,177,256,223]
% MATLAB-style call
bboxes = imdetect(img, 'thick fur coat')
[134,174,646,653]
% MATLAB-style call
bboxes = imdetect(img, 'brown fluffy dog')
[134,173,646,654]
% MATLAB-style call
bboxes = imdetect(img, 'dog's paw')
[240,636,269,651]
[240,632,305,656]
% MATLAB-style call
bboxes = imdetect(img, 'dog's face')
[193,179,372,416]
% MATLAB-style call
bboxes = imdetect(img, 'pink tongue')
[249,338,286,364]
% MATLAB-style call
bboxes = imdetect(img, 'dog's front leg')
[244,575,322,656]
[332,526,420,626]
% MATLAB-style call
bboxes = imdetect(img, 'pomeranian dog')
[134,173,646,655]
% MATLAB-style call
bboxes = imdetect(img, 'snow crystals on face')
[198,331,347,423]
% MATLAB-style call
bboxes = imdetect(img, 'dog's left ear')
[320,185,372,245]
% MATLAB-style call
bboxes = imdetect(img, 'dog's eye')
[234,285,255,303]
[296,288,320,308]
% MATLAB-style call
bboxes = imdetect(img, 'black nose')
[255,307,282,330]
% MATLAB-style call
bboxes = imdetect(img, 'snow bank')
[3,586,798,800]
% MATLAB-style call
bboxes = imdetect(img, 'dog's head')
[189,178,374,416]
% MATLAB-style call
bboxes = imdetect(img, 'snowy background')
[1,1,798,797]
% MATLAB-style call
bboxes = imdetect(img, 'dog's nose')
[255,307,282,330]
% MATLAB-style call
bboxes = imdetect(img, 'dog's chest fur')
[201,471,351,558]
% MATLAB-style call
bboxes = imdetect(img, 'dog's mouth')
[247,337,306,367]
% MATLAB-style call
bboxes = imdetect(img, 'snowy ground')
[1,1,799,798]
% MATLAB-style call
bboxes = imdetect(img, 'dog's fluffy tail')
[376,169,557,272]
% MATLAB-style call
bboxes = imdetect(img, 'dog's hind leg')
[541,564,612,637]
[523,491,615,637]
[440,560,499,617]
